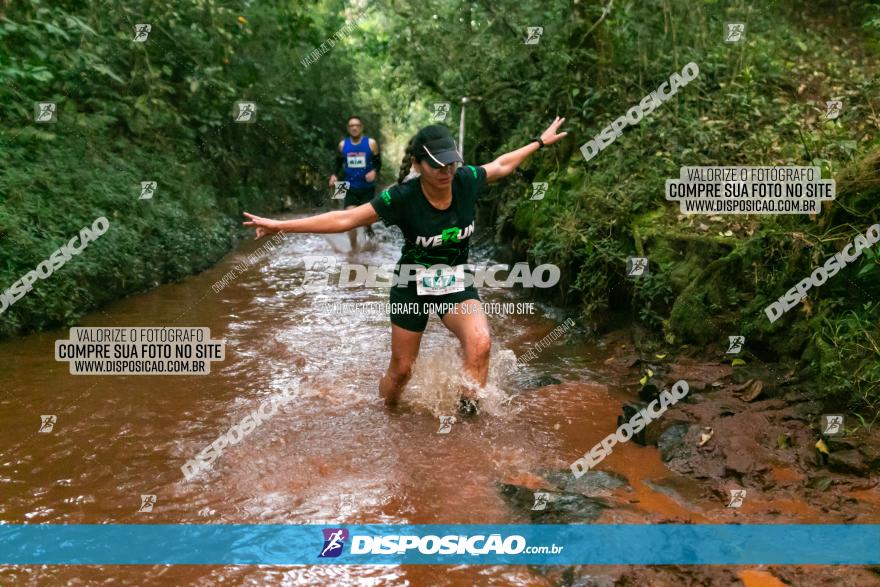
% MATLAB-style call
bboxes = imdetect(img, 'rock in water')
[545,469,630,495]
[638,375,664,401]
[826,450,868,475]
[498,483,609,523]
[657,422,691,462]
[618,402,648,445]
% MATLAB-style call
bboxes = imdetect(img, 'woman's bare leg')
[440,299,491,399]
[379,324,423,406]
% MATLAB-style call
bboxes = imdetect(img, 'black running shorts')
[389,285,481,332]
[344,187,376,208]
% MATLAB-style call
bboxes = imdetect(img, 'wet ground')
[0,216,877,585]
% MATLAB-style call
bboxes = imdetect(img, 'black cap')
[415,125,463,168]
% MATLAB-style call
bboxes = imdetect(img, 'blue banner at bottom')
[0,524,877,565]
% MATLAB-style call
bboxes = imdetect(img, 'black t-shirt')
[370,165,488,269]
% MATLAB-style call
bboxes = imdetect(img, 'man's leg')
[379,324,423,406]
[360,187,377,238]
[344,205,359,252]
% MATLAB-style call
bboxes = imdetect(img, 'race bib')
[416,265,465,296]
[347,153,366,168]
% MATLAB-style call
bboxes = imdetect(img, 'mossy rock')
[824,148,880,228]
[668,248,751,345]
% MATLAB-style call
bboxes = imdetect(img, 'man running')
[245,118,567,415]
[329,115,381,252]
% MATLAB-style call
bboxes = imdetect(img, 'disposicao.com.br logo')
[318,529,562,558]
[319,528,349,558]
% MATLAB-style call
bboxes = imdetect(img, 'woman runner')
[243,117,567,413]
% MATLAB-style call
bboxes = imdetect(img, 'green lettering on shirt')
[467,165,478,179]
[380,190,391,205]
[441,227,460,243]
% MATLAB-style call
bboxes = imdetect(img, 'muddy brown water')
[0,217,867,585]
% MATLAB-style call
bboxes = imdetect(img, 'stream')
[0,215,874,586]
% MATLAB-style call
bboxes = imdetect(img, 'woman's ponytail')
[397,138,417,185]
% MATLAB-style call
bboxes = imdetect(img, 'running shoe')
[456,396,480,417]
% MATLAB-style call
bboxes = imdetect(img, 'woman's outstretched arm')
[481,116,568,183]
[242,203,379,239]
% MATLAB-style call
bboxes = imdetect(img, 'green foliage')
[372,0,879,413]
[0,0,368,336]
[808,303,880,414]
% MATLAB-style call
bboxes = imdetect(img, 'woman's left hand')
[539,116,568,146]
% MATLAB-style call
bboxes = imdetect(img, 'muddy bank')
[499,328,880,585]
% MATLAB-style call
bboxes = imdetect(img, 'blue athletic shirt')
[341,136,376,190]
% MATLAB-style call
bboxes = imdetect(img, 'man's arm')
[329,139,345,186]
[368,137,381,180]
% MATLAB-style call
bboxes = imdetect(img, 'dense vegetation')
[374,0,880,416]
[1,0,878,417]
[0,0,363,333]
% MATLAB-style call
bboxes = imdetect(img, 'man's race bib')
[347,153,366,168]
[416,265,465,296]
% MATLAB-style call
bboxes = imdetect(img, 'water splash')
[401,346,523,418]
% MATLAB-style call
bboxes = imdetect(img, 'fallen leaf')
[741,379,764,402]
[808,476,833,491]
[802,296,813,317]
[698,427,714,447]
[732,378,755,392]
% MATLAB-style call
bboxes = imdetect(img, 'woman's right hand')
[242,212,281,240]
